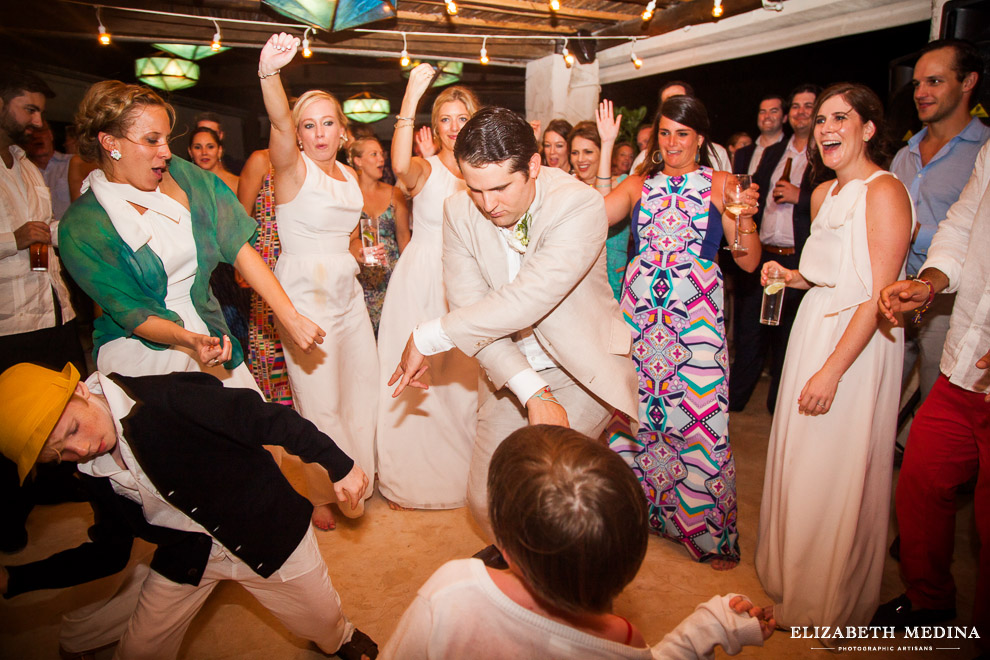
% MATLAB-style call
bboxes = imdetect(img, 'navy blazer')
[6,372,354,597]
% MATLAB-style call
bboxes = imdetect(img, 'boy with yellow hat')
[0,362,379,660]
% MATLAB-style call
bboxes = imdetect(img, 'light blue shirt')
[890,117,990,275]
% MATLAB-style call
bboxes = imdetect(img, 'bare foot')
[311,504,336,530]
[386,498,413,511]
[710,557,739,571]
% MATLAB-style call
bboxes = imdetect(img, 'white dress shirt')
[759,136,808,247]
[920,140,990,393]
[414,215,556,404]
[39,151,72,221]
[0,145,74,337]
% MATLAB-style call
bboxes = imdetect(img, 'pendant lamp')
[135,57,200,91]
[343,92,391,123]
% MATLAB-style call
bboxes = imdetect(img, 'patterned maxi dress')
[356,202,400,336]
[248,167,293,405]
[609,166,739,562]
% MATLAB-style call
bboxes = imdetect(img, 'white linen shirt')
[759,136,808,247]
[0,145,74,336]
[920,139,990,394]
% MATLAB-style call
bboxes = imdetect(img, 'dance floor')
[0,378,979,659]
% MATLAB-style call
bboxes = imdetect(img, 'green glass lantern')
[152,43,231,60]
[262,0,338,30]
[135,57,200,91]
[401,61,463,87]
[343,92,391,123]
[333,0,396,31]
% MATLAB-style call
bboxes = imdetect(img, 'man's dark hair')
[659,80,695,102]
[454,107,538,175]
[0,69,55,105]
[787,83,821,109]
[193,111,224,128]
[918,38,983,106]
[760,93,786,108]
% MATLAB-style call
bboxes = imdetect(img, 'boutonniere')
[514,212,531,248]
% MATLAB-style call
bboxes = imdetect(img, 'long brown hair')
[809,82,891,181]
[637,95,714,177]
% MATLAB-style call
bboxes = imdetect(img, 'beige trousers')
[466,367,612,541]
[60,527,354,660]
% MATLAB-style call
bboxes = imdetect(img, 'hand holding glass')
[723,174,752,253]
[761,267,785,325]
[360,215,384,267]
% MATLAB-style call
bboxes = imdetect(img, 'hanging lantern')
[153,43,230,60]
[135,57,200,91]
[401,60,463,87]
[343,92,391,123]
[333,0,396,31]
[262,0,338,29]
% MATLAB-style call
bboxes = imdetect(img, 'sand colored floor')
[0,379,980,659]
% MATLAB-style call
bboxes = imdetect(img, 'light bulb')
[562,46,574,67]
[712,0,723,17]
[642,0,656,20]
[98,25,111,45]
[480,47,489,65]
[211,32,222,52]
[445,0,458,15]
[400,50,410,66]
[549,0,560,11]
[631,53,642,69]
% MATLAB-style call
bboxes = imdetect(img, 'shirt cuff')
[413,318,455,356]
[50,220,60,249]
[506,368,549,405]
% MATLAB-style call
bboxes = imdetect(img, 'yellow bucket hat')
[0,362,80,485]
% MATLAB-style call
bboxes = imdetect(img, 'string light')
[96,6,111,45]
[445,0,457,15]
[399,32,410,66]
[210,19,222,51]
[629,39,642,69]
[479,36,489,65]
[642,0,656,21]
[712,0,724,17]
[302,27,313,57]
[561,39,574,67]
[549,0,560,11]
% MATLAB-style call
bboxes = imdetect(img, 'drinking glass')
[29,243,48,271]
[360,215,380,266]
[760,267,786,326]
[723,174,751,253]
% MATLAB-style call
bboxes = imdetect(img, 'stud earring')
[110,148,122,161]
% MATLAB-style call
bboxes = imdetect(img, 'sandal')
[336,628,378,660]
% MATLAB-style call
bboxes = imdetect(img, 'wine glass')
[723,173,751,253]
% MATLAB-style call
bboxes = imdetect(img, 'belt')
[763,245,795,256]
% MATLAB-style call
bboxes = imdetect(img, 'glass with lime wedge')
[761,270,786,326]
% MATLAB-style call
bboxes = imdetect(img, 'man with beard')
[0,68,86,553]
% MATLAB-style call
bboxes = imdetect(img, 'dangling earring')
[110,148,122,161]
[297,141,303,150]
[650,150,663,165]
[695,150,700,165]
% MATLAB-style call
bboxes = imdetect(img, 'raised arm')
[594,100,621,197]
[391,64,435,195]
[236,149,271,216]
[259,33,304,189]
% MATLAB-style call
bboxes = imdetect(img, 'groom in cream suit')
[391,107,638,540]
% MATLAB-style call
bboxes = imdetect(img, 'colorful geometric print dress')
[608,165,739,563]
[248,167,294,405]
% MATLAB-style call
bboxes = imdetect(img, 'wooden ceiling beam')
[595,0,771,37]
[427,0,639,22]
[396,10,575,34]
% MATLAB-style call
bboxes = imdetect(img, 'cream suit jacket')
[440,165,638,420]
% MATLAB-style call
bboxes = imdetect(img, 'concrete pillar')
[524,54,599,134]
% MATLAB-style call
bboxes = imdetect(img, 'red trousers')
[896,374,989,647]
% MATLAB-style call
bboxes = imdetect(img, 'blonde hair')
[430,85,480,145]
[346,136,381,167]
[74,80,175,166]
[291,90,348,135]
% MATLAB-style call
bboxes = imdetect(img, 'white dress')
[375,155,479,509]
[275,154,378,502]
[755,171,913,630]
[90,175,259,392]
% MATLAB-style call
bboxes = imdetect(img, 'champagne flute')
[723,173,751,253]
